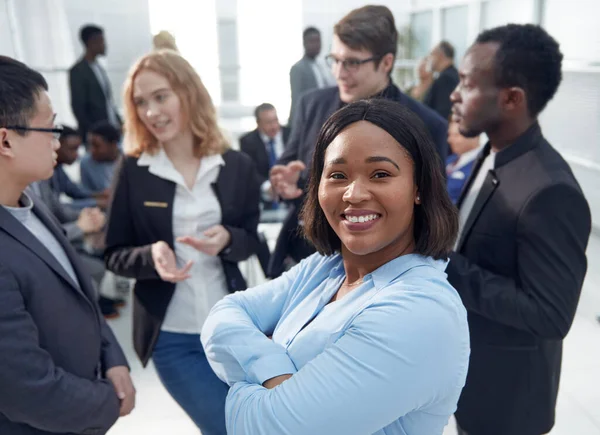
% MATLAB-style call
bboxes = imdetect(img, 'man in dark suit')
[240,103,291,185]
[268,5,448,277]
[447,25,591,435]
[239,103,289,275]
[69,25,122,141]
[423,40,460,120]
[0,56,134,435]
[289,27,334,123]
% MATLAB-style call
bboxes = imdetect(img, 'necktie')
[267,138,277,169]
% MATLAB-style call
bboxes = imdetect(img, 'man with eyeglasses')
[0,55,134,435]
[267,5,448,277]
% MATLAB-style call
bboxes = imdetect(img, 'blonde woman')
[104,50,260,434]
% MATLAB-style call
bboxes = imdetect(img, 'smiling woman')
[201,98,469,435]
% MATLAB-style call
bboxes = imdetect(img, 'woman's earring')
[416,194,421,203]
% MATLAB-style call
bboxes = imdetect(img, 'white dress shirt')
[137,149,230,334]
[455,150,496,248]
[259,130,284,160]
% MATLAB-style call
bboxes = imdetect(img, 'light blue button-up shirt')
[202,252,470,435]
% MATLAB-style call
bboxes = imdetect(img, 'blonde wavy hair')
[123,49,227,157]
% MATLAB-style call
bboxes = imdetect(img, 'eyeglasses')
[325,55,380,72]
[4,126,64,140]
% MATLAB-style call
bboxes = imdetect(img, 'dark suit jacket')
[268,83,448,277]
[0,192,127,435]
[289,56,320,123]
[239,127,291,183]
[69,58,122,139]
[423,65,459,121]
[104,150,261,366]
[447,123,591,435]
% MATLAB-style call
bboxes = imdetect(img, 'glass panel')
[442,5,469,63]
[409,11,433,60]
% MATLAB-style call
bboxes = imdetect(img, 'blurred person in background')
[153,30,179,52]
[289,27,334,124]
[0,55,133,435]
[448,24,591,435]
[423,41,460,120]
[104,49,261,435]
[240,103,290,198]
[407,57,433,102]
[70,24,122,142]
[269,5,448,278]
[81,120,122,193]
[51,125,110,209]
[446,120,481,204]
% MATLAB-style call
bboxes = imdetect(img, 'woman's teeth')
[344,214,380,223]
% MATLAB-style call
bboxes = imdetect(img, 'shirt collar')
[329,253,448,291]
[370,254,448,290]
[259,130,281,145]
[137,148,224,187]
[493,122,543,169]
[1,190,34,222]
[452,146,483,171]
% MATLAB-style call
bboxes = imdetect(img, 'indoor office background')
[1,0,599,434]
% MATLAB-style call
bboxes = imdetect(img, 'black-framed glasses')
[4,126,64,140]
[325,55,380,72]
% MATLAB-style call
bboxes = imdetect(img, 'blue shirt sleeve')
[201,263,304,387]
[224,286,469,435]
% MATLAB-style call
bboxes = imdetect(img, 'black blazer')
[69,58,122,139]
[268,83,449,277]
[104,150,261,366]
[447,123,591,435]
[240,127,291,183]
[0,192,127,435]
[423,65,460,121]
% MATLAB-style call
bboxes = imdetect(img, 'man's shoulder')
[290,57,309,72]
[69,58,87,74]
[239,129,260,148]
[301,86,339,109]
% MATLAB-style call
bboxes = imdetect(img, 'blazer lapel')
[0,203,85,296]
[32,202,99,306]
[457,170,500,251]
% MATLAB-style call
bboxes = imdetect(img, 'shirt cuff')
[247,353,297,386]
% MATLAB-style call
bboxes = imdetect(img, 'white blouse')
[138,149,230,334]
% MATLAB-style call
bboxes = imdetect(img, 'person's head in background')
[451,24,562,146]
[0,56,59,206]
[153,30,178,52]
[254,103,281,140]
[88,121,121,162]
[429,41,455,74]
[303,27,322,59]
[57,125,82,165]
[447,120,480,157]
[301,98,457,265]
[80,25,106,60]
[123,49,227,158]
[327,5,397,103]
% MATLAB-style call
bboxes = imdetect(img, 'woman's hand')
[177,225,232,257]
[151,241,192,282]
